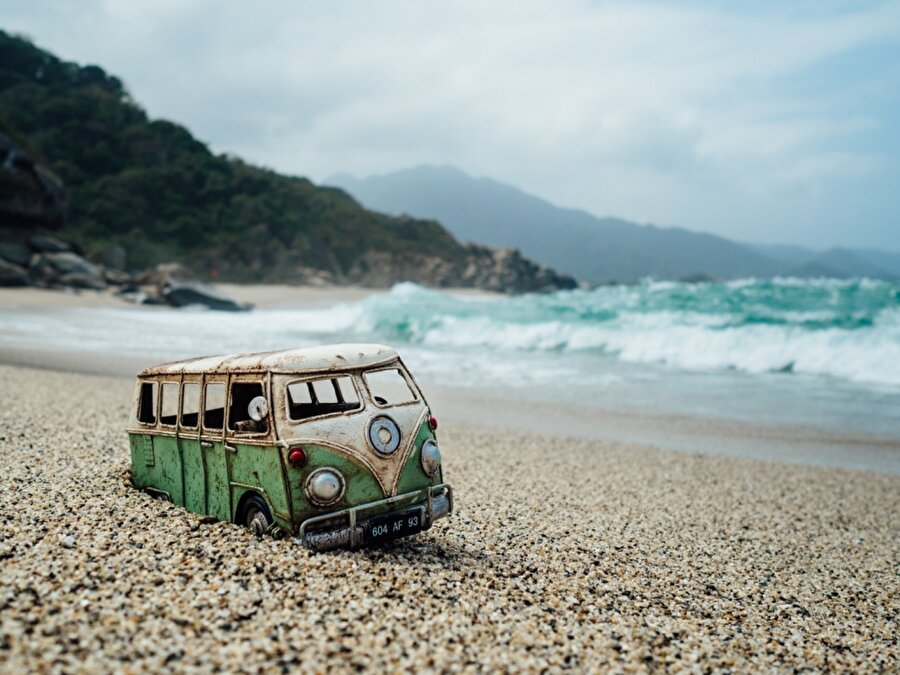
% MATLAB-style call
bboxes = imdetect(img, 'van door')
[179,380,205,514]
[156,381,184,505]
[225,376,290,525]
[201,376,232,521]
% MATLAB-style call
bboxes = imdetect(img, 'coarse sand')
[0,365,897,672]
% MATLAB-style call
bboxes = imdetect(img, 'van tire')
[240,494,272,537]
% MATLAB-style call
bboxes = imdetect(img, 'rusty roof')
[138,343,399,376]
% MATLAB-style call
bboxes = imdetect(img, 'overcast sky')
[6,0,900,250]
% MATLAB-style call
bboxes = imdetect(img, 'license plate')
[366,507,424,544]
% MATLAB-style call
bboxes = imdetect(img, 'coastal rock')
[459,244,578,293]
[163,281,249,312]
[28,234,70,253]
[0,258,30,286]
[56,272,107,290]
[343,245,577,293]
[0,242,31,267]
[134,262,194,288]
[29,251,106,288]
[102,268,132,286]
[344,250,449,288]
[107,262,246,310]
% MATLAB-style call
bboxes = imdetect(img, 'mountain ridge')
[329,165,898,282]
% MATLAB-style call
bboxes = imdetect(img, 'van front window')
[364,368,416,406]
[287,375,361,421]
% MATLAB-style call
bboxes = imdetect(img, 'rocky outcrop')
[0,257,30,286]
[30,251,107,289]
[0,237,249,310]
[343,244,577,293]
[457,245,578,293]
[119,263,248,310]
[162,282,249,311]
[0,235,109,291]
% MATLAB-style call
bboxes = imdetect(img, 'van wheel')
[241,494,272,537]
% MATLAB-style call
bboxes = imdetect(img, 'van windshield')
[364,368,417,406]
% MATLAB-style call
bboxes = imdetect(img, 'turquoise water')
[350,279,900,388]
[2,277,898,439]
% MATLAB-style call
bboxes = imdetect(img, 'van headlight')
[305,468,345,506]
[420,440,441,476]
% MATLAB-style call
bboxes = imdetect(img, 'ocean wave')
[343,280,900,387]
[1,277,897,389]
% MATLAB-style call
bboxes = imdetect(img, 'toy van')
[127,344,452,551]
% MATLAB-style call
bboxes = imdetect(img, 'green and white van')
[127,344,451,551]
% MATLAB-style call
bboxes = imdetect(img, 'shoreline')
[0,282,497,310]
[1,284,898,475]
[2,345,898,475]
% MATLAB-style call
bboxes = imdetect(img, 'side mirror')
[247,396,269,422]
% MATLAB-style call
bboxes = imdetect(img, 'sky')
[5,0,900,250]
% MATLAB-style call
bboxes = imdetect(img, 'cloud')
[4,0,900,248]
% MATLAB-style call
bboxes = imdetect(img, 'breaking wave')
[346,279,900,388]
[1,277,898,390]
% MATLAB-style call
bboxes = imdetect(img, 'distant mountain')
[330,165,899,283]
[750,244,899,279]
[328,165,786,283]
[857,248,900,277]
[749,244,818,268]
[787,248,897,280]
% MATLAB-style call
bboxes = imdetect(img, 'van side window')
[138,381,157,424]
[160,382,179,426]
[229,382,268,433]
[204,383,226,430]
[287,376,361,421]
[182,383,200,429]
[364,368,416,406]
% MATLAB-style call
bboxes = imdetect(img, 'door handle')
[225,444,237,454]
[200,441,213,448]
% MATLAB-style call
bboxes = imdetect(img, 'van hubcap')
[247,506,270,536]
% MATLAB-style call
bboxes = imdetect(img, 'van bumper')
[299,483,453,552]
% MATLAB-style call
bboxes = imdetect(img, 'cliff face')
[0,31,576,294]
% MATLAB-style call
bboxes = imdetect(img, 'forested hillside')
[0,31,574,291]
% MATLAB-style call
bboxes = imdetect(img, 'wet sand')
[0,365,897,671]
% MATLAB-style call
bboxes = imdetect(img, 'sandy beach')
[0,363,897,671]
[0,283,383,310]
[0,283,493,311]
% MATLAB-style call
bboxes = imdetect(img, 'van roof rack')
[138,343,399,376]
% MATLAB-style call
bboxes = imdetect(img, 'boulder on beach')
[0,257,31,286]
[29,251,106,289]
[0,242,31,267]
[163,280,250,312]
[28,234,70,253]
